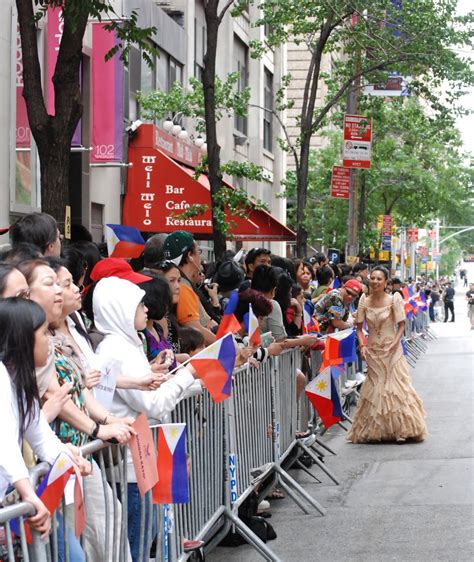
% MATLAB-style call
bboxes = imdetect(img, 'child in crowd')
[179,326,206,356]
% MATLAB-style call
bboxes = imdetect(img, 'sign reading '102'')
[342,114,372,169]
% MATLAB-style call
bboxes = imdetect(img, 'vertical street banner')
[330,166,350,199]
[342,114,372,169]
[91,23,124,162]
[47,8,81,146]
[15,25,30,148]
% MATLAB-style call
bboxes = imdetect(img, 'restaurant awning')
[122,124,296,241]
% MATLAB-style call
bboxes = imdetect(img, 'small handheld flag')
[189,333,236,402]
[302,301,318,334]
[305,367,343,429]
[152,423,189,505]
[248,303,261,346]
[105,224,145,259]
[321,328,356,368]
[215,290,241,339]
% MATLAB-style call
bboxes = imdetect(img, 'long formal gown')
[347,292,427,443]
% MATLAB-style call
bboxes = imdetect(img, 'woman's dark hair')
[138,275,172,321]
[43,256,65,273]
[339,263,352,278]
[271,256,296,281]
[371,265,389,280]
[146,261,181,275]
[61,246,88,286]
[291,283,303,299]
[1,243,43,264]
[0,298,45,433]
[179,326,205,354]
[70,241,101,287]
[316,265,334,286]
[251,265,279,293]
[0,263,17,296]
[234,289,273,322]
[16,259,50,286]
[274,272,293,316]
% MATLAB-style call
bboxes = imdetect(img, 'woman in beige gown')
[347,266,427,443]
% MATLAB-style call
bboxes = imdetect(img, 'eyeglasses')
[15,288,30,299]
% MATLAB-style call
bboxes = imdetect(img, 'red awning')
[123,124,295,241]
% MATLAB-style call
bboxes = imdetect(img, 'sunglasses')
[345,290,358,298]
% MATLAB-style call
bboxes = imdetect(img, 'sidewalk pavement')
[209,293,474,562]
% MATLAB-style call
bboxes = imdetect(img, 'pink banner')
[16,25,30,148]
[91,23,123,162]
[47,8,81,146]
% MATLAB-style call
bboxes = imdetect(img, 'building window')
[194,18,206,80]
[263,68,273,152]
[156,49,168,92]
[234,36,248,135]
[169,57,183,88]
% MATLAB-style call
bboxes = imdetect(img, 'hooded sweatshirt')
[93,277,196,425]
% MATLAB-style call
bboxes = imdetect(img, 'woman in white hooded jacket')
[93,276,200,561]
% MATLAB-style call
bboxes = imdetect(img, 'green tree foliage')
[254,0,474,256]
[16,0,156,223]
[283,97,474,255]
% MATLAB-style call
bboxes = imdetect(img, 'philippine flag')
[248,303,261,347]
[305,367,343,429]
[302,301,318,334]
[215,290,241,339]
[322,328,357,368]
[152,423,189,505]
[189,333,236,402]
[105,224,145,259]
[36,451,75,513]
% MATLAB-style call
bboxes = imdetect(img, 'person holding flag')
[0,298,90,540]
[347,266,427,444]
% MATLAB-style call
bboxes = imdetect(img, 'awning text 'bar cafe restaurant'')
[122,124,295,248]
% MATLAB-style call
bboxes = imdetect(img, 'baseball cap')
[343,278,362,295]
[162,231,195,266]
[214,260,245,292]
[90,258,152,284]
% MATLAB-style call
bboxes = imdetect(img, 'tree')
[283,97,474,256]
[255,0,474,256]
[16,1,156,224]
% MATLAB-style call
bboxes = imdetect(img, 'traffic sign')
[342,114,372,169]
[330,166,350,199]
[408,227,418,243]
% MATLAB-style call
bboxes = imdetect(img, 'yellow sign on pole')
[64,206,71,240]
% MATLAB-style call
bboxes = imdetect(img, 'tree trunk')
[295,132,311,257]
[17,1,86,226]
[203,2,227,261]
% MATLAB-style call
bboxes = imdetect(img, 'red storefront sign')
[381,215,392,236]
[330,166,350,199]
[123,124,295,240]
[342,114,372,169]
[408,227,418,243]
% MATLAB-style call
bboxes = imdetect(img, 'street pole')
[400,228,406,281]
[409,242,416,279]
[346,56,361,258]
[435,218,440,280]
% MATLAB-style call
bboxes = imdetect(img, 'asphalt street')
[210,274,474,562]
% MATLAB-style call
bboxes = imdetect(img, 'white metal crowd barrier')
[0,318,434,562]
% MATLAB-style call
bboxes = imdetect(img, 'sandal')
[267,488,285,500]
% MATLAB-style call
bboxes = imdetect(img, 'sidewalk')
[210,294,474,561]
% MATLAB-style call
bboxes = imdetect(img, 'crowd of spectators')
[0,212,447,561]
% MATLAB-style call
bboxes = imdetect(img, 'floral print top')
[52,333,90,447]
[314,289,349,334]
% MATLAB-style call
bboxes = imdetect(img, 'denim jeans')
[119,483,156,562]
[53,512,85,562]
